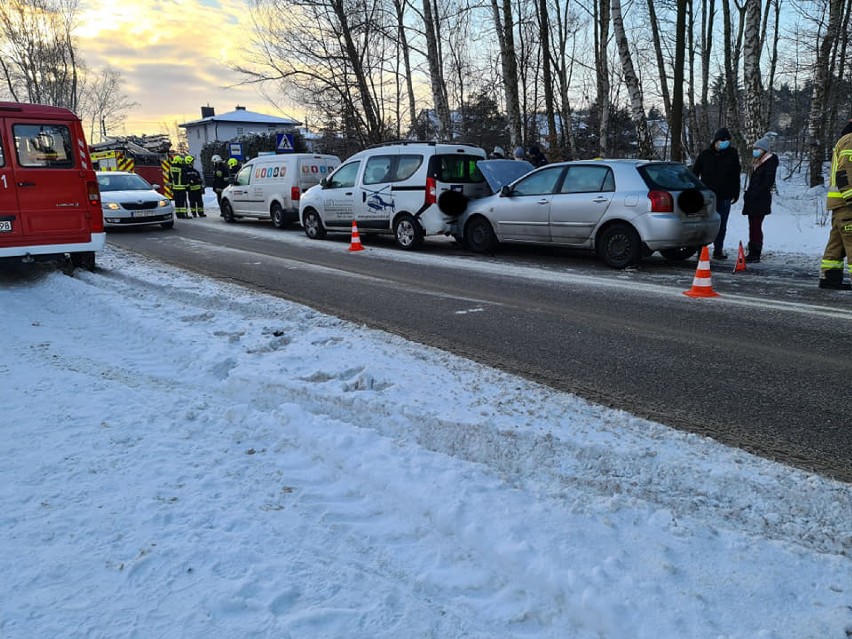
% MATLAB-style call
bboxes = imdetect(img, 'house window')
[196,129,201,139]
[236,127,244,136]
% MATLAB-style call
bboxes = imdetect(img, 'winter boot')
[745,243,761,263]
[818,269,852,290]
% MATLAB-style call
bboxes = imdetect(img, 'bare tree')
[594,0,611,156]
[806,0,844,186]
[236,0,391,146]
[490,0,523,146]
[421,0,453,139]
[742,0,764,144]
[670,0,687,161]
[611,0,653,157]
[77,66,139,142]
[0,0,81,110]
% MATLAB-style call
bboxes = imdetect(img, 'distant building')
[179,105,302,161]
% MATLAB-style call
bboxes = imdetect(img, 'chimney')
[201,106,215,118]
[235,105,246,111]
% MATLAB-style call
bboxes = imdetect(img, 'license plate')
[0,220,11,232]
[133,210,160,218]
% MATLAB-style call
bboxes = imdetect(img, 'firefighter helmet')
[228,158,238,168]
[211,154,222,163]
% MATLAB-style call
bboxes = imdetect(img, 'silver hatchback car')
[455,159,719,268]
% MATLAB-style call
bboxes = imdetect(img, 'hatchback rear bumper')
[639,213,720,250]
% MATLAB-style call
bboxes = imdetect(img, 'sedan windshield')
[98,174,153,192]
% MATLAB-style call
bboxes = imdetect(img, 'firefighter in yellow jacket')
[819,117,852,290]
[169,155,188,219]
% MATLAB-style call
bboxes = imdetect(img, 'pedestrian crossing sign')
[276,133,295,153]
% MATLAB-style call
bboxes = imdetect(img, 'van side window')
[235,165,252,186]
[13,124,74,168]
[364,156,392,185]
[394,155,422,181]
[327,161,360,188]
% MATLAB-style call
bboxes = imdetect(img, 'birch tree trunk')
[391,0,418,136]
[700,0,715,140]
[595,0,611,156]
[491,0,523,147]
[807,0,843,187]
[422,0,453,140]
[611,0,653,158]
[742,0,764,145]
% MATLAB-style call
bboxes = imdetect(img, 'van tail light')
[291,186,301,201]
[648,190,674,213]
[87,180,104,232]
[425,177,437,205]
[87,180,101,206]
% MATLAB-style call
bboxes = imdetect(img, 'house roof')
[179,108,301,128]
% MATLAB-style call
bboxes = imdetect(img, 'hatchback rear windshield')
[638,163,703,190]
[431,154,486,184]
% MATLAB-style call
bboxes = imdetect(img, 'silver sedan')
[455,159,719,268]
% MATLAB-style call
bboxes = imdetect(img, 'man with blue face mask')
[691,127,742,259]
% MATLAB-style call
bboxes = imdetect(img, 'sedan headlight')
[102,202,121,210]
[158,199,169,208]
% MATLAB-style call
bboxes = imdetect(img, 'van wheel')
[303,208,326,239]
[161,221,175,229]
[271,202,288,229]
[70,251,96,271]
[597,223,642,269]
[221,200,236,223]
[465,216,496,253]
[394,214,424,250]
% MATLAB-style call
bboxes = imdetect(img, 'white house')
[178,105,302,161]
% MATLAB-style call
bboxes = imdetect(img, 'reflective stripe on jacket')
[827,132,852,210]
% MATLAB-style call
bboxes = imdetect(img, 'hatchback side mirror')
[320,177,328,188]
[500,185,512,197]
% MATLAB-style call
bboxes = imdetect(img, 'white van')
[298,141,488,249]
[220,153,340,228]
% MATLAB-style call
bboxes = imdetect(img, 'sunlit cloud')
[75,0,286,135]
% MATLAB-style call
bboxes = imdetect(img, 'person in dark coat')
[691,127,741,260]
[528,146,549,167]
[741,135,779,263]
[210,154,229,208]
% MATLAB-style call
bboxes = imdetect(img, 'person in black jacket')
[741,135,779,263]
[691,127,742,260]
[210,154,229,208]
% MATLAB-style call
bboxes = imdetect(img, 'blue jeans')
[714,199,731,254]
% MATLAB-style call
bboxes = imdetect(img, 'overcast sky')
[76,0,299,135]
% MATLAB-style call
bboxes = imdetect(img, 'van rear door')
[9,119,91,243]
[0,119,22,240]
[298,155,340,194]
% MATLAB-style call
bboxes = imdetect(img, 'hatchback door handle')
[593,197,609,203]
[537,199,549,205]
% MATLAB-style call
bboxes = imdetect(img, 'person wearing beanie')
[490,146,506,159]
[691,126,742,260]
[818,118,852,290]
[513,146,526,161]
[740,134,779,263]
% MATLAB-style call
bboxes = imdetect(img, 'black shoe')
[712,251,728,260]
[818,279,852,290]
[745,255,760,263]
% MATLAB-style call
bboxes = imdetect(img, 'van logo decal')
[364,185,395,213]
[273,167,279,177]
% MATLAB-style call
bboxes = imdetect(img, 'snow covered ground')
[1,168,851,638]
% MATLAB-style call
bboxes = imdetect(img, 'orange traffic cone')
[683,246,720,298]
[348,220,364,252]
[732,241,747,274]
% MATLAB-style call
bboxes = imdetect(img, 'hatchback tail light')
[425,177,437,205]
[648,190,673,212]
[291,186,301,201]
